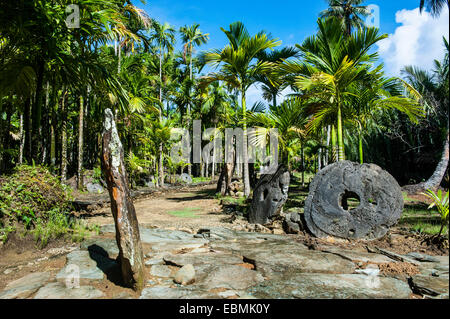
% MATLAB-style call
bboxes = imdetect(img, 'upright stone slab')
[101,108,145,291]
[304,161,404,240]
[249,165,290,224]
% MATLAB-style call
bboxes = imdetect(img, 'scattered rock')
[174,264,196,285]
[178,173,193,184]
[406,252,441,263]
[86,182,104,194]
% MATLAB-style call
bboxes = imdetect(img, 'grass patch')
[167,207,202,218]
[192,177,211,183]
[399,205,446,236]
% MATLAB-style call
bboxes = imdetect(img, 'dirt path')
[87,184,230,231]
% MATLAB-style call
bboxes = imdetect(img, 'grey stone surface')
[199,265,264,290]
[249,273,412,299]
[320,246,397,264]
[409,274,449,297]
[34,282,104,299]
[179,173,193,184]
[249,165,290,225]
[163,252,243,267]
[304,161,404,240]
[174,264,196,285]
[0,272,52,299]
[86,183,104,194]
[149,265,173,278]
[80,237,119,257]
[139,286,215,299]
[406,252,441,263]
[56,250,114,281]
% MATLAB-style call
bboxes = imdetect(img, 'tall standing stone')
[101,108,145,291]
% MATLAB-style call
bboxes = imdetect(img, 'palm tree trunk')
[159,144,164,187]
[358,124,364,164]
[77,95,84,190]
[331,125,337,163]
[423,131,449,190]
[61,91,67,182]
[301,143,305,187]
[242,88,250,198]
[19,113,24,165]
[337,103,345,161]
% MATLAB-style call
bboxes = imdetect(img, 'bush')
[0,165,96,246]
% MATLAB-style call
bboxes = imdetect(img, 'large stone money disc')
[304,161,403,240]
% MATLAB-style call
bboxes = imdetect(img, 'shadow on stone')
[87,244,124,287]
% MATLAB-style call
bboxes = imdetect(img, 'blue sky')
[133,0,449,105]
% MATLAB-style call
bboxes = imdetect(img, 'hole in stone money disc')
[339,190,361,211]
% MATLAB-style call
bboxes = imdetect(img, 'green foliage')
[0,165,73,227]
[0,165,96,246]
[422,189,449,237]
[167,207,202,218]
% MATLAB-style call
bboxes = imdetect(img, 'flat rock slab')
[195,227,287,241]
[149,265,173,278]
[249,273,412,299]
[34,282,104,299]
[198,265,264,290]
[140,286,216,299]
[163,252,243,267]
[210,239,353,275]
[56,250,115,281]
[0,272,52,299]
[80,237,120,257]
[409,274,449,297]
[320,246,397,264]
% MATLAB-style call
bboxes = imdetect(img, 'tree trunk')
[101,108,145,291]
[77,95,84,190]
[19,114,24,165]
[241,87,251,197]
[423,132,449,190]
[61,90,68,182]
[336,103,345,161]
[159,143,164,187]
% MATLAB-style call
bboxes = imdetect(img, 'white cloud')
[378,7,449,76]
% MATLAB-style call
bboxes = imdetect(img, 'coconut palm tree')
[320,0,371,36]
[420,0,450,17]
[282,17,388,161]
[202,21,281,197]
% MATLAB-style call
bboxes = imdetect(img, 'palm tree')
[348,74,424,164]
[179,24,209,81]
[420,0,450,17]
[150,21,176,186]
[282,17,387,161]
[254,47,299,107]
[203,22,281,197]
[320,0,371,36]
[247,98,309,167]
